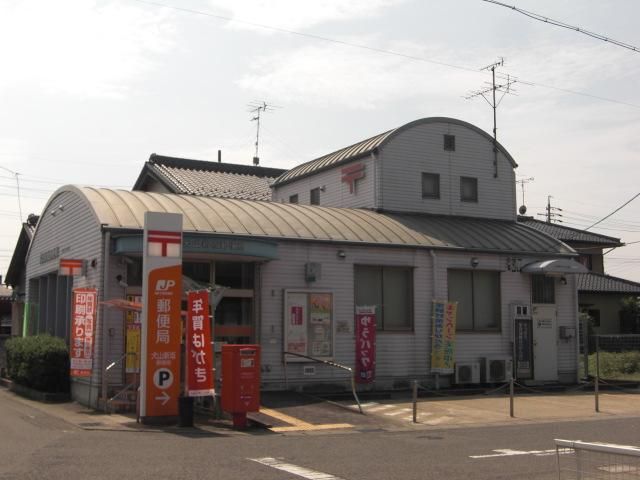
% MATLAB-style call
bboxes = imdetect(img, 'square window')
[289,194,298,204]
[310,187,320,205]
[444,134,456,151]
[460,176,478,202]
[421,173,440,199]
[448,269,501,331]
[532,276,555,304]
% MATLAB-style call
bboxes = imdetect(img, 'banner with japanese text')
[70,288,97,377]
[430,300,457,374]
[355,305,376,383]
[125,294,142,373]
[186,290,214,397]
[284,290,334,361]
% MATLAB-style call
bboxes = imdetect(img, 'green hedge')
[5,335,70,393]
[588,351,640,380]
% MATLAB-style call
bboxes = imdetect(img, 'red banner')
[186,290,214,397]
[144,265,182,417]
[355,305,376,383]
[70,288,97,377]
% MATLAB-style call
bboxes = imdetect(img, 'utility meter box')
[221,345,261,415]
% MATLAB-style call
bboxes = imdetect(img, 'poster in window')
[430,300,457,374]
[286,292,308,355]
[284,291,334,361]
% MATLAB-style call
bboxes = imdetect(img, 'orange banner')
[144,265,182,417]
[70,288,97,377]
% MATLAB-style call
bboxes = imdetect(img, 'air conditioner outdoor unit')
[484,357,513,383]
[455,362,481,384]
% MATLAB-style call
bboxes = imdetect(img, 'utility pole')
[248,101,279,166]
[537,195,563,223]
[465,58,517,178]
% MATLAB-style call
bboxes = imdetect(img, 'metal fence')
[555,439,640,479]
[582,335,640,384]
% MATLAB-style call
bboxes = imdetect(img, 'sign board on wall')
[430,300,457,375]
[284,290,333,361]
[186,290,214,397]
[70,288,97,377]
[139,212,183,421]
[125,295,142,373]
[355,305,376,383]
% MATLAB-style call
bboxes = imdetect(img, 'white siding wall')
[25,190,123,406]
[272,157,376,208]
[557,274,579,382]
[379,122,517,220]
[259,241,433,389]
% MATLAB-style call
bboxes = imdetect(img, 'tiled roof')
[272,117,518,187]
[518,217,622,246]
[577,272,640,294]
[133,154,287,201]
[55,186,574,256]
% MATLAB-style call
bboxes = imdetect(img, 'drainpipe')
[101,230,110,410]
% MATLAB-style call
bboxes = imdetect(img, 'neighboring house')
[23,117,588,409]
[133,153,286,201]
[5,214,39,337]
[0,285,14,376]
[518,217,640,334]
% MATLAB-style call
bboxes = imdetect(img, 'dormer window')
[444,134,456,151]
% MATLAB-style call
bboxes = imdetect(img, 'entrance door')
[532,304,558,382]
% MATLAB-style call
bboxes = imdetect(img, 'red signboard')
[144,264,182,417]
[70,288,97,377]
[60,259,83,276]
[355,305,376,383]
[186,290,214,397]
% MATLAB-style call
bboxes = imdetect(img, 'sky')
[0,0,639,282]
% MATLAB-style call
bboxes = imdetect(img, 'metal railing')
[104,352,138,414]
[283,351,363,414]
[555,439,640,479]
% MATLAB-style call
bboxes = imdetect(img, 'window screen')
[532,276,555,304]
[444,134,456,151]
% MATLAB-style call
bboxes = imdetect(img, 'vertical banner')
[430,300,457,374]
[70,288,97,377]
[140,212,183,420]
[355,305,376,383]
[186,290,214,397]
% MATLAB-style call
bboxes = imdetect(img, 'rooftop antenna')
[0,164,23,220]
[464,58,517,178]
[516,176,534,215]
[248,101,279,166]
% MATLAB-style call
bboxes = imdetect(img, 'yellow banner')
[430,300,457,374]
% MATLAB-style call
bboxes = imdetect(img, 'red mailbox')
[221,344,261,428]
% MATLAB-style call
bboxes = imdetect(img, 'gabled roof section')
[133,154,287,201]
[5,215,39,287]
[578,272,640,294]
[60,186,572,256]
[272,117,518,187]
[518,217,622,247]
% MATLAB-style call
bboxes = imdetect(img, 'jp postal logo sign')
[140,212,183,420]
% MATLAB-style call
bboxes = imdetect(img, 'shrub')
[5,335,70,393]
[588,351,640,380]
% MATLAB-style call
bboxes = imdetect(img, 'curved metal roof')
[46,186,573,256]
[272,117,518,187]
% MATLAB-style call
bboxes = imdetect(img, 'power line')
[481,0,640,53]
[131,0,640,110]
[581,192,640,232]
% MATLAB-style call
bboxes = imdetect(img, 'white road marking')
[470,448,568,459]
[250,457,347,479]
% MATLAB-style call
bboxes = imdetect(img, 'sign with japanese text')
[70,288,97,377]
[59,259,84,276]
[125,295,142,373]
[186,290,214,397]
[355,305,376,383]
[284,290,333,361]
[430,300,457,374]
[140,212,183,420]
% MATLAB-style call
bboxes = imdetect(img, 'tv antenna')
[516,176,534,215]
[464,58,517,178]
[0,164,23,220]
[248,101,279,165]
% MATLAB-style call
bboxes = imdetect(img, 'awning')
[521,258,588,275]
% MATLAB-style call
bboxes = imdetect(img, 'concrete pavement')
[2,384,639,436]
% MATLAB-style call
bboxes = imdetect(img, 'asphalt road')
[2,391,639,480]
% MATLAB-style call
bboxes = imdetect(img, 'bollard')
[412,380,418,423]
[595,336,600,413]
[509,377,514,418]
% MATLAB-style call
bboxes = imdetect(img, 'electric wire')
[131,0,640,110]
